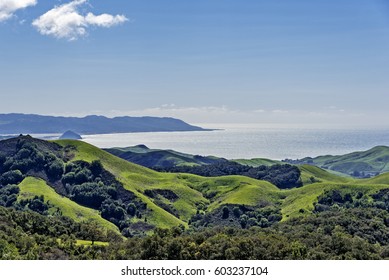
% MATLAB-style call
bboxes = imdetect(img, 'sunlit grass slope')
[280,182,389,220]
[361,172,389,185]
[299,165,352,185]
[18,177,119,233]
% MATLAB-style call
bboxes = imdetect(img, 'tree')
[222,206,229,219]
[90,160,103,177]
[80,219,106,245]
[46,159,64,180]
[0,170,24,185]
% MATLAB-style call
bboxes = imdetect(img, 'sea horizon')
[79,123,389,160]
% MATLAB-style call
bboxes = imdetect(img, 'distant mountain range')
[0,113,208,134]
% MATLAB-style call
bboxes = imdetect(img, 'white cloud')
[0,0,37,22]
[85,12,127,27]
[32,0,128,40]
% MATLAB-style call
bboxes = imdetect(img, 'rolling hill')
[2,136,389,259]
[0,136,388,234]
[105,145,227,168]
[284,146,389,177]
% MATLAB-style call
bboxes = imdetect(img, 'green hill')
[286,146,389,177]
[104,145,226,168]
[299,164,352,185]
[280,181,389,220]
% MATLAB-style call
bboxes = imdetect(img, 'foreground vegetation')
[1,205,389,260]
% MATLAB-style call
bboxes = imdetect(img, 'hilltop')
[0,113,208,134]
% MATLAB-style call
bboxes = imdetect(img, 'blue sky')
[1,0,389,127]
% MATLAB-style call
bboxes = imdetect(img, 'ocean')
[80,124,389,160]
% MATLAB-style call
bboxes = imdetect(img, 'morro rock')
[59,130,82,140]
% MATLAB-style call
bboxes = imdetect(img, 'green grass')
[57,239,109,247]
[299,165,352,185]
[232,158,282,167]
[182,174,279,211]
[280,182,389,220]
[18,177,119,233]
[361,172,389,184]
[209,180,279,209]
[76,240,109,246]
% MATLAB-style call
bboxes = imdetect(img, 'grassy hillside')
[55,140,389,224]
[0,136,387,239]
[361,172,389,185]
[288,146,389,177]
[183,174,280,211]
[18,177,119,233]
[299,165,352,185]
[281,181,389,220]
[56,140,300,226]
[281,165,389,220]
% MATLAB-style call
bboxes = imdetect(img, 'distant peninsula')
[0,113,209,134]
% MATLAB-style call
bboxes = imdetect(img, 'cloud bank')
[0,0,37,22]
[32,0,128,40]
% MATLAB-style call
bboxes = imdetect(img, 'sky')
[1,0,389,127]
